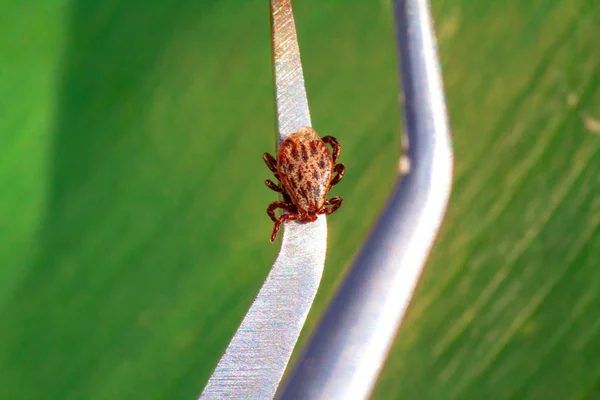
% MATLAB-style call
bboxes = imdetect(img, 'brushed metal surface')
[199,1,326,398]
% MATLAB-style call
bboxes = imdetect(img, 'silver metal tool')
[200,0,453,398]
[199,0,326,398]
[278,0,452,398]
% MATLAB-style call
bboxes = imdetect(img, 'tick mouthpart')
[288,126,320,142]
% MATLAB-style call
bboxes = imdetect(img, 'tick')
[263,126,345,242]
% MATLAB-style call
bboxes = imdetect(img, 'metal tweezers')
[200,0,453,398]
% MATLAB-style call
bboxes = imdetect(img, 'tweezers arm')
[199,1,326,398]
[277,0,453,398]
[272,0,311,141]
[199,232,325,399]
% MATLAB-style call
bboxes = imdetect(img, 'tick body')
[263,126,345,242]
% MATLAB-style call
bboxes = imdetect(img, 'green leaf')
[0,0,598,399]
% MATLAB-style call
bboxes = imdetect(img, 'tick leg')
[262,152,279,178]
[267,200,295,222]
[325,196,342,206]
[322,136,341,163]
[265,179,283,193]
[329,163,345,188]
[270,212,300,242]
[281,191,292,203]
[265,178,292,203]
[320,196,343,215]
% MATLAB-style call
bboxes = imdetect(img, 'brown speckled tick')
[263,126,345,242]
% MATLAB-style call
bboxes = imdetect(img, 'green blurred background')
[1,0,599,399]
